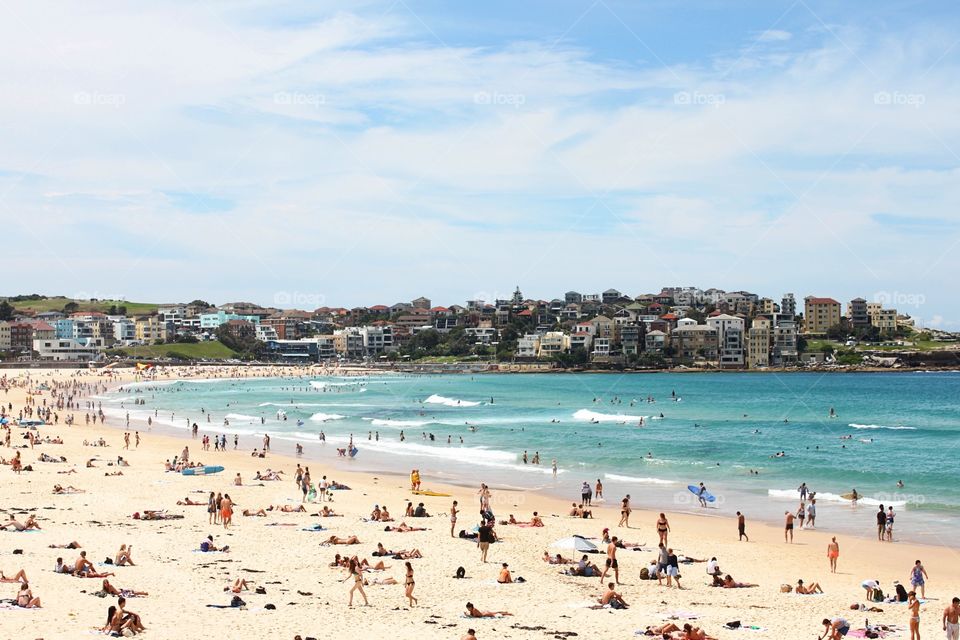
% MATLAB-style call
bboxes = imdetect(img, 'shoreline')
[98,371,957,549]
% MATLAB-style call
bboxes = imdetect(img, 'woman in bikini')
[404,561,417,606]
[15,581,41,608]
[221,494,233,528]
[207,491,216,524]
[908,590,921,640]
[656,513,670,546]
[114,544,135,566]
[346,558,368,607]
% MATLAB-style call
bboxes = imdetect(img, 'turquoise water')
[102,371,960,543]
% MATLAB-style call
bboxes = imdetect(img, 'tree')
[189,299,213,309]
[63,301,79,314]
[0,301,13,321]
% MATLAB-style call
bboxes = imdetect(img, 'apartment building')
[803,297,841,334]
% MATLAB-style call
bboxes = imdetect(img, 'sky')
[1,1,958,327]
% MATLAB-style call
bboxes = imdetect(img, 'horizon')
[2,1,958,328]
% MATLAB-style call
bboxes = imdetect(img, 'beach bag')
[454,567,466,579]
[780,584,793,593]
[724,621,742,629]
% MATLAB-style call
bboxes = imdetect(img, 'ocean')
[100,371,960,544]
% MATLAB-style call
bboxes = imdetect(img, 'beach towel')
[301,525,326,532]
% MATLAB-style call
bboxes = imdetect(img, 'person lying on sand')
[136,510,183,520]
[0,515,41,531]
[225,577,249,593]
[177,497,204,505]
[104,471,123,476]
[320,506,341,517]
[102,578,148,597]
[326,535,360,545]
[794,579,823,594]
[53,484,84,494]
[371,545,422,560]
[543,551,572,565]
[643,622,680,635]
[722,574,758,588]
[115,544,135,566]
[384,522,426,533]
[268,504,306,513]
[242,509,268,517]
[0,568,28,583]
[465,602,513,618]
[679,623,716,639]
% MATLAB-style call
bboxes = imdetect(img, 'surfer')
[697,483,708,508]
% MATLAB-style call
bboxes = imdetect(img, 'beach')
[1,366,958,639]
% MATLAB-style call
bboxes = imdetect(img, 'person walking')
[346,558,368,607]
[404,562,417,607]
[736,511,748,542]
[827,537,840,573]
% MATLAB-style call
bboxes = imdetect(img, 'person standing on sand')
[877,505,887,541]
[450,500,458,538]
[822,536,839,573]
[911,560,929,599]
[477,521,496,563]
[656,513,670,546]
[221,494,233,528]
[207,492,216,525]
[908,590,921,640]
[619,495,631,528]
[784,511,795,543]
[736,511,748,541]
[598,537,619,584]
[595,478,603,499]
[807,499,817,528]
[943,597,959,640]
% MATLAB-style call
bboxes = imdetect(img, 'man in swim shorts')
[943,597,960,640]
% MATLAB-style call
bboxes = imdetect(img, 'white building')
[33,337,104,361]
[517,334,540,358]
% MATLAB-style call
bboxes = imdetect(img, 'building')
[746,317,771,369]
[199,311,260,329]
[333,329,365,359]
[718,328,744,368]
[516,334,540,358]
[359,325,394,356]
[135,316,168,343]
[871,308,898,333]
[221,319,256,342]
[537,331,568,358]
[644,330,667,353]
[601,289,623,305]
[564,291,583,304]
[803,297,841,334]
[8,322,34,353]
[33,337,104,361]
[411,296,431,311]
[772,318,799,364]
[781,294,797,317]
[0,322,10,350]
[670,324,718,360]
[847,297,870,329]
[705,314,745,343]
[620,324,642,355]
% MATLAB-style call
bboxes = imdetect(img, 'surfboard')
[687,485,716,502]
[412,490,452,497]
[841,492,858,500]
[181,465,225,476]
[348,447,358,458]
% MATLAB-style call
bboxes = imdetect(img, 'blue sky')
[1,1,958,327]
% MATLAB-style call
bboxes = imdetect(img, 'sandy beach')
[1,366,958,640]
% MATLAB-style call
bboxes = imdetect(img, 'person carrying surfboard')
[697,483,708,508]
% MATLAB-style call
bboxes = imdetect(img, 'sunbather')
[465,602,513,617]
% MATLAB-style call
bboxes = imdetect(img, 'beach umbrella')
[550,536,598,553]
